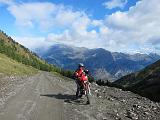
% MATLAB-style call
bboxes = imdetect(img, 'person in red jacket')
[74,63,89,98]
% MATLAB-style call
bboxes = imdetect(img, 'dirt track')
[0,72,94,120]
[0,72,160,120]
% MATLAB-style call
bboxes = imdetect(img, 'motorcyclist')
[74,63,89,99]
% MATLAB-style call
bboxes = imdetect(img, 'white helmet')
[78,63,84,67]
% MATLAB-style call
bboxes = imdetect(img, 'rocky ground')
[90,85,160,120]
[0,74,29,110]
[0,72,159,120]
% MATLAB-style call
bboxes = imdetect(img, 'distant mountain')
[36,44,160,81]
[113,60,160,102]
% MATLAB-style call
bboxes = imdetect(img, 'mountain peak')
[36,44,160,80]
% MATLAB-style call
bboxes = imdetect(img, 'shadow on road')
[40,93,86,105]
[40,93,75,100]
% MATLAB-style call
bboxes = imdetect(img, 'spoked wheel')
[86,90,91,104]
[84,81,92,105]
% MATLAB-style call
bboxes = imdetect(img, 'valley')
[37,44,160,80]
[0,31,160,120]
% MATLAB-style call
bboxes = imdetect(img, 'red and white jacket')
[74,67,88,81]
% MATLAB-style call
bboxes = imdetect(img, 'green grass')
[0,53,38,75]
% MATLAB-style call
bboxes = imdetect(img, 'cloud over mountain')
[0,0,160,54]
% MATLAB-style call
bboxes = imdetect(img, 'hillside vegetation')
[0,53,38,75]
[0,30,56,72]
[0,30,75,78]
[113,60,160,102]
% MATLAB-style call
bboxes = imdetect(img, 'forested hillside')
[0,30,74,78]
[0,30,56,71]
[113,60,160,102]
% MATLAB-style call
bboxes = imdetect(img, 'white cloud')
[103,0,128,9]
[8,2,102,49]
[103,0,160,53]
[8,2,57,28]
[13,36,49,50]
[4,0,160,54]
[45,29,100,49]
[0,0,14,5]
[7,2,88,31]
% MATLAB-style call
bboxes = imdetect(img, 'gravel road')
[0,72,159,120]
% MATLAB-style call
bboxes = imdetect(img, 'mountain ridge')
[37,44,160,80]
[113,59,160,102]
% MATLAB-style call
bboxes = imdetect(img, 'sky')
[0,0,160,54]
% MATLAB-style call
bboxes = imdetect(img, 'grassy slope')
[0,31,33,57]
[0,53,38,76]
[113,60,160,101]
[0,31,57,72]
[0,30,75,79]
